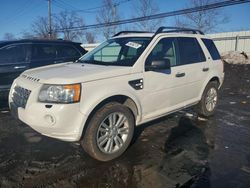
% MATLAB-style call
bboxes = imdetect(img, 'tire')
[196,81,219,117]
[81,102,135,161]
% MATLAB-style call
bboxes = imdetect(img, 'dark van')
[0,39,87,101]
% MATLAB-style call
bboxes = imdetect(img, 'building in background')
[208,30,250,54]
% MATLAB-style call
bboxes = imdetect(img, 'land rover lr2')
[9,27,224,161]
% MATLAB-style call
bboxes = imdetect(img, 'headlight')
[38,84,81,103]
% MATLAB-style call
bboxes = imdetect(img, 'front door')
[142,37,188,119]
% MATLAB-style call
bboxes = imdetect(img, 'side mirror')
[145,59,171,71]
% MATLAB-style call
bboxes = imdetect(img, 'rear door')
[0,43,30,88]
[176,37,207,103]
[30,43,56,68]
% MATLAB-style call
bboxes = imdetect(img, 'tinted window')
[202,39,221,60]
[0,44,28,64]
[147,38,178,67]
[178,37,206,65]
[32,44,56,60]
[56,45,80,59]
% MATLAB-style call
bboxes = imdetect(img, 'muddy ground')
[0,63,250,188]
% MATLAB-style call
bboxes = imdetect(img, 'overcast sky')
[1,0,250,40]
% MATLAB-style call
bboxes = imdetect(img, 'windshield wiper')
[75,59,111,66]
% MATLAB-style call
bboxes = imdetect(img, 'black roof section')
[0,39,82,46]
[113,26,204,37]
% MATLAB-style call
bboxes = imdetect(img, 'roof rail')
[112,26,204,38]
[155,26,204,35]
[113,31,152,37]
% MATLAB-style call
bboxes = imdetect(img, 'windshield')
[78,37,151,66]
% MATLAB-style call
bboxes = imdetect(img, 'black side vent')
[129,79,143,90]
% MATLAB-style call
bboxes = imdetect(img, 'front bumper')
[9,78,87,142]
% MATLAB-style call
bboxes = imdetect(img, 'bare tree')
[133,0,163,31]
[55,11,85,42]
[175,0,229,33]
[31,16,58,39]
[30,11,85,41]
[96,0,120,39]
[85,32,96,43]
[3,33,15,40]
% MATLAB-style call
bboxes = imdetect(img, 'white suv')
[9,27,224,161]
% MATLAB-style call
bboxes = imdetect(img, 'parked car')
[9,27,224,161]
[0,39,87,101]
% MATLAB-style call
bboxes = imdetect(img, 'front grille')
[12,86,31,109]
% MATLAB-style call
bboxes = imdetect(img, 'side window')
[56,45,80,59]
[178,37,206,65]
[147,37,178,67]
[202,39,221,60]
[0,44,28,64]
[32,44,56,61]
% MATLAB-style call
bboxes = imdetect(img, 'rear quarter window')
[178,37,206,65]
[56,45,81,59]
[202,39,221,60]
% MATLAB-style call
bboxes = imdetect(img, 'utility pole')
[48,0,52,39]
[111,4,116,36]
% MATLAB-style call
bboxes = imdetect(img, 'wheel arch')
[199,76,220,99]
[209,76,220,86]
[80,94,141,140]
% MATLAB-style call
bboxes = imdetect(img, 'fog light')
[44,114,56,125]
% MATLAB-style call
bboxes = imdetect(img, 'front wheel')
[196,81,219,117]
[81,102,135,161]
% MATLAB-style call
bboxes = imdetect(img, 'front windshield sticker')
[125,42,142,49]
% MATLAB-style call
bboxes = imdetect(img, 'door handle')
[14,65,27,69]
[202,67,209,72]
[175,72,185,77]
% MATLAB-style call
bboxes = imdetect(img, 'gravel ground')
[0,62,250,188]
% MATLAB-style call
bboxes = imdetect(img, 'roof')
[0,39,82,46]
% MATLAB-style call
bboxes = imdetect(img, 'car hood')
[22,62,132,84]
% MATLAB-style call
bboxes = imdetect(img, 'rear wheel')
[81,102,134,161]
[197,81,219,117]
